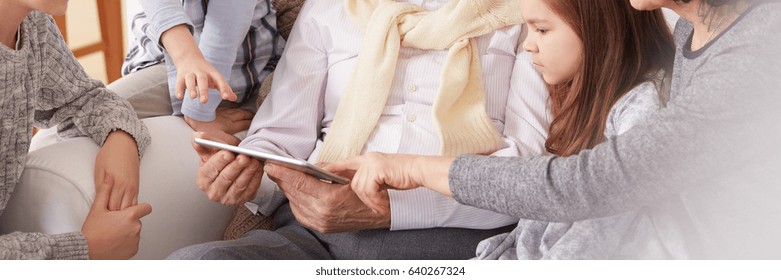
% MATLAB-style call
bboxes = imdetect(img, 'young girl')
[330,0,676,259]
[1,0,152,259]
[474,0,675,259]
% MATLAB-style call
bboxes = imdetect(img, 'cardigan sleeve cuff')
[51,232,89,260]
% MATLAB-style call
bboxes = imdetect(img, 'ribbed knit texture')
[273,0,306,40]
[223,206,275,240]
[0,232,88,260]
[317,0,522,162]
[1,11,150,259]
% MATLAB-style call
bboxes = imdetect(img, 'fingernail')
[264,165,274,173]
[222,153,230,160]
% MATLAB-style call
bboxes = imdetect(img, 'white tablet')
[193,138,350,185]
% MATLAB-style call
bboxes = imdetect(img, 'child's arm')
[180,0,258,122]
[33,16,150,212]
[179,1,261,144]
[140,0,236,109]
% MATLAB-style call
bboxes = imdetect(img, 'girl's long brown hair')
[543,0,675,156]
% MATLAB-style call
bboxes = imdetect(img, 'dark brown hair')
[543,0,675,156]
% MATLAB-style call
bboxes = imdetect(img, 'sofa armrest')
[0,116,234,259]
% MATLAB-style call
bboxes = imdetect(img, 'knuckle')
[243,189,259,202]
[196,181,208,192]
[248,160,260,171]
[217,172,234,183]
[291,174,307,189]
[323,209,336,219]
[234,183,248,192]
[227,196,240,205]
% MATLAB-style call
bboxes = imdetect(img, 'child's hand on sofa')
[94,131,141,211]
[82,178,152,260]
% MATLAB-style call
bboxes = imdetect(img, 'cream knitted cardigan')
[317,0,523,162]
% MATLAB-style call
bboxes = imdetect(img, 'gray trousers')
[108,64,174,119]
[168,203,516,260]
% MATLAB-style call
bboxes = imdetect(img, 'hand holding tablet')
[193,138,350,185]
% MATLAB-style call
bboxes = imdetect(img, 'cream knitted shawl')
[318,0,523,162]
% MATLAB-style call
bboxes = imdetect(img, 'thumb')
[321,158,362,176]
[124,203,153,220]
[192,132,217,162]
[264,164,306,191]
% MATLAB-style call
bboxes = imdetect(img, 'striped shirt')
[242,0,552,231]
[123,0,284,121]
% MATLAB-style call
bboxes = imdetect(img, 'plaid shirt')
[123,0,284,121]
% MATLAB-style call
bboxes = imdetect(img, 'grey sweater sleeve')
[449,6,781,222]
[450,93,776,222]
[32,14,150,157]
[0,232,88,260]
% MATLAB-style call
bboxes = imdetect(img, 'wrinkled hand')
[185,108,254,145]
[82,173,152,259]
[322,152,422,216]
[192,132,262,205]
[264,163,391,234]
[94,131,140,211]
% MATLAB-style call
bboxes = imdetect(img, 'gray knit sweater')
[451,1,781,259]
[1,12,150,259]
